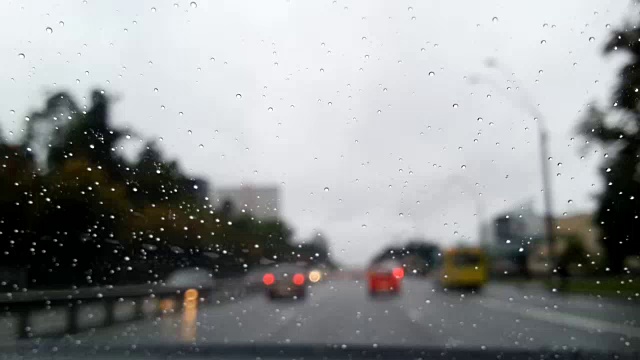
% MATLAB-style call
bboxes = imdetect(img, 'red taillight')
[263,273,275,286]
[292,273,305,286]
[392,267,404,279]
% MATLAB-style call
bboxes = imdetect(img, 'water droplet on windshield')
[324,187,330,192]
[540,40,547,44]
[492,17,499,23]
[235,93,242,99]
[428,71,435,76]
[59,21,65,27]
[18,53,25,59]
[45,27,53,34]
[568,199,573,204]
[268,107,273,112]
[151,7,156,12]
[589,37,595,42]
[190,1,197,8]
[452,103,459,108]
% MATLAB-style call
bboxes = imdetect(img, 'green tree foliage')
[578,25,640,272]
[0,90,311,288]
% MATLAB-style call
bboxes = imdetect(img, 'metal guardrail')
[0,279,258,339]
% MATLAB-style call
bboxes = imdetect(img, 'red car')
[262,264,307,300]
[367,261,404,296]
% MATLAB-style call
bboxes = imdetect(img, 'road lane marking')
[481,298,640,339]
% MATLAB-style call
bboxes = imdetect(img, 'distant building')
[213,185,279,220]
[554,214,601,254]
[489,201,544,250]
[485,201,544,276]
[528,213,602,276]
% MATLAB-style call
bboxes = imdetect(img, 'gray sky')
[0,0,632,265]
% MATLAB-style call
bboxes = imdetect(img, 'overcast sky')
[0,0,633,265]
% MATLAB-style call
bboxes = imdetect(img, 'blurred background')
[0,0,638,354]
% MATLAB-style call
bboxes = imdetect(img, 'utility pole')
[470,59,556,276]
[538,128,556,274]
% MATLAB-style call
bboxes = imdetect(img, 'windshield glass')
[0,0,638,357]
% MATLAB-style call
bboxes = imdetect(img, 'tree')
[578,24,640,272]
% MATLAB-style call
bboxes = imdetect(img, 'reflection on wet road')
[32,279,640,351]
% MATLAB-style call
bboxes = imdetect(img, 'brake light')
[263,273,275,286]
[392,267,404,279]
[292,273,305,286]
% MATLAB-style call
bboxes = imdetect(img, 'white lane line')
[481,298,640,339]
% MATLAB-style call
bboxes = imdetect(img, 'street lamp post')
[470,59,556,276]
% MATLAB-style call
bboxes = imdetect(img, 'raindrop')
[320,68,325,73]
[567,199,573,204]
[18,53,25,59]
[199,144,204,148]
[268,107,273,112]
[540,40,547,44]
[492,17,499,23]
[24,116,30,122]
[324,187,330,192]
[477,117,483,122]
[187,130,192,135]
[606,167,612,173]
[452,103,459,108]
[151,7,156,12]
[428,71,435,76]
[190,1,197,8]
[59,21,65,27]
[461,165,466,169]
[605,24,611,29]
[408,6,413,11]
[153,88,159,93]
[377,110,382,114]
[45,27,53,34]
[588,37,595,42]
[361,224,367,228]
[235,93,242,99]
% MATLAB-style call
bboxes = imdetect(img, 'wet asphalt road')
[57,278,640,352]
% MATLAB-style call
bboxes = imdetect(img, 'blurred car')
[367,260,404,296]
[439,247,488,291]
[262,264,307,299]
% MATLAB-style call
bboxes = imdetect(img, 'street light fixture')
[469,58,556,276]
